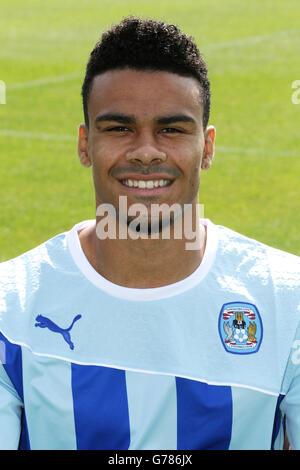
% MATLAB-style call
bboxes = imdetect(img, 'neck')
[79,203,206,288]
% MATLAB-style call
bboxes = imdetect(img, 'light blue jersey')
[0,219,300,450]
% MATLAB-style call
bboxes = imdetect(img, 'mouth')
[121,178,172,189]
[117,175,175,196]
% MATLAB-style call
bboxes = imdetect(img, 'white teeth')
[122,179,171,188]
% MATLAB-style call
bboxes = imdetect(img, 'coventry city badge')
[218,302,263,355]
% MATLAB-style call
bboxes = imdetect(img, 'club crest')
[218,302,263,355]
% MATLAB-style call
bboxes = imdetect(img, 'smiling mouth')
[121,178,173,189]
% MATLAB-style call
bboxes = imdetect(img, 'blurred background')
[0,0,299,261]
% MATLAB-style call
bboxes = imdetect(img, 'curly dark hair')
[81,16,210,129]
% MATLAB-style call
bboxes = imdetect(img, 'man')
[0,17,299,450]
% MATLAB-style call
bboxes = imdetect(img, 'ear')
[201,125,216,170]
[78,124,91,167]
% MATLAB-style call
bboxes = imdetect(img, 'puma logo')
[35,314,82,350]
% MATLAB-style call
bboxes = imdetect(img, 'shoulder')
[213,223,300,383]
[0,230,69,286]
[212,222,300,328]
[215,223,300,284]
[0,229,71,341]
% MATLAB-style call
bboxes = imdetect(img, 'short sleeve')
[0,361,22,449]
[280,321,300,450]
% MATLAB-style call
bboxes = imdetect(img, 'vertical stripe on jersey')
[229,387,279,450]
[71,364,130,450]
[0,332,24,401]
[125,371,177,450]
[176,377,232,450]
[271,394,285,450]
[22,348,77,450]
[0,333,30,449]
[0,363,23,449]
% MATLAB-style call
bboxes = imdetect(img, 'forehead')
[88,69,203,122]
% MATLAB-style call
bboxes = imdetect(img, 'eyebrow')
[155,115,196,125]
[94,113,196,126]
[95,113,135,125]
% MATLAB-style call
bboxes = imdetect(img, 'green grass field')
[0,0,299,261]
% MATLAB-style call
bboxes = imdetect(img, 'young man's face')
[78,69,215,226]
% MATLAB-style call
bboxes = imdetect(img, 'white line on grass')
[0,129,298,157]
[0,129,75,141]
[7,72,84,91]
[216,145,299,158]
[203,28,300,51]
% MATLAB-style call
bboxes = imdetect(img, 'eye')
[105,126,131,132]
[160,127,183,134]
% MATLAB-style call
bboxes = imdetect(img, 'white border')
[66,218,219,301]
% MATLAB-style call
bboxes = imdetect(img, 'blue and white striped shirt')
[0,219,300,450]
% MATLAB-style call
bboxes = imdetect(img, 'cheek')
[184,153,202,197]
[188,168,201,194]
[89,141,114,177]
[90,157,106,187]
[184,151,202,182]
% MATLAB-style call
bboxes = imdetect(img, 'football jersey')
[0,219,300,450]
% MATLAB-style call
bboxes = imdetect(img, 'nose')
[125,144,167,165]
